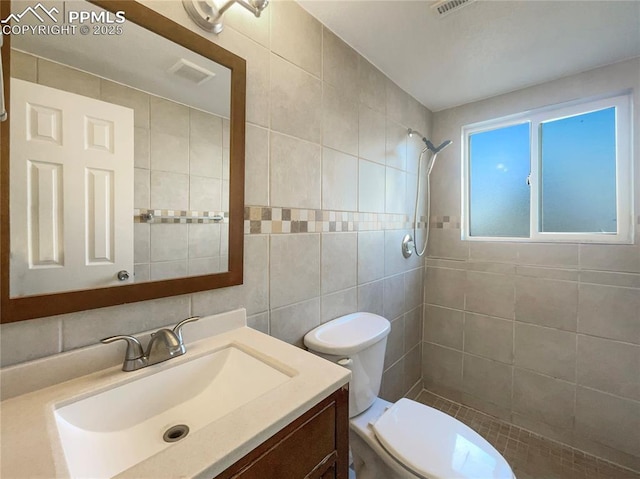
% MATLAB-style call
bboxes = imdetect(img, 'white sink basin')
[54,344,292,479]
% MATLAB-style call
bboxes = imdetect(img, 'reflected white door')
[10,78,134,297]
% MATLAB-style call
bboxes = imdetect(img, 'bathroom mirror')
[1,0,246,322]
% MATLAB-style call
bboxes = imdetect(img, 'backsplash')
[1,1,431,403]
[422,58,640,471]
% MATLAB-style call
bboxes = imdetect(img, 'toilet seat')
[371,398,513,479]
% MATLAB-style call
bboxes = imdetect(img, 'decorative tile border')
[243,206,462,234]
[134,209,229,224]
[431,215,461,229]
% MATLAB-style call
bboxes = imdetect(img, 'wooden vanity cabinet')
[214,386,349,479]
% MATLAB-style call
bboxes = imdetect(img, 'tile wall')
[10,50,230,281]
[1,1,431,403]
[422,58,640,471]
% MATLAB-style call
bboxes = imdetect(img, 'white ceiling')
[298,0,640,112]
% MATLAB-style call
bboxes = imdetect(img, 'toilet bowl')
[304,312,515,479]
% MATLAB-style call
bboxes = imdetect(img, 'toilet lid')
[372,399,513,479]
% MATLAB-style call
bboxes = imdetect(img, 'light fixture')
[182,0,269,34]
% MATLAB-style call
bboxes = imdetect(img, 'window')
[462,94,633,243]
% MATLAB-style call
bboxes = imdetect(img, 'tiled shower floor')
[416,390,640,479]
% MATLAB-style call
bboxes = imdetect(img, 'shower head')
[407,128,428,145]
[425,139,453,154]
[408,129,452,154]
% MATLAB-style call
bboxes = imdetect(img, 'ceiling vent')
[167,59,216,85]
[431,0,476,17]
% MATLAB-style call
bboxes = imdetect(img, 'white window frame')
[461,93,633,244]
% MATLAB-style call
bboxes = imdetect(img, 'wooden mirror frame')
[0,0,246,323]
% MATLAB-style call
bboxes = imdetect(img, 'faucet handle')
[100,335,144,360]
[173,316,200,344]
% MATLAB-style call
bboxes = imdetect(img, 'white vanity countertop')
[0,310,350,479]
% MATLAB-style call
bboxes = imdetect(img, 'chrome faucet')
[101,317,200,371]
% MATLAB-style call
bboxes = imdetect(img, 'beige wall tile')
[189,176,221,211]
[322,84,359,156]
[515,265,579,281]
[62,296,192,350]
[425,267,466,309]
[404,268,424,312]
[580,243,640,273]
[224,4,270,47]
[465,271,515,319]
[514,323,576,381]
[462,354,513,409]
[150,224,188,262]
[386,79,409,126]
[464,313,513,364]
[322,147,358,211]
[134,168,150,209]
[358,159,386,213]
[578,283,640,344]
[270,54,322,143]
[427,229,469,260]
[101,80,149,129]
[513,368,575,430]
[191,235,269,316]
[270,1,321,77]
[188,224,221,259]
[150,131,189,174]
[575,386,640,458]
[270,132,321,209]
[383,274,406,321]
[423,305,464,350]
[149,97,189,136]
[469,242,518,263]
[385,167,406,214]
[358,58,387,113]
[358,280,384,316]
[322,27,359,99]
[244,124,269,206]
[517,243,579,267]
[403,344,422,394]
[151,261,188,281]
[381,357,405,402]
[385,316,405,369]
[38,59,100,99]
[270,298,321,348]
[357,231,385,284]
[134,127,150,169]
[386,120,407,171]
[404,307,422,353]
[270,234,320,308]
[321,233,357,294]
[423,343,463,393]
[359,104,387,164]
[577,335,640,400]
[150,171,188,210]
[134,223,150,264]
[515,276,578,331]
[321,288,357,323]
[1,317,61,367]
[579,270,640,289]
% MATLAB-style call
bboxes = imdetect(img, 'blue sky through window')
[469,123,530,237]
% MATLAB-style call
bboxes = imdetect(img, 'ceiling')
[298,0,640,112]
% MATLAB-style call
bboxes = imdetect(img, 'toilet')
[304,312,515,479]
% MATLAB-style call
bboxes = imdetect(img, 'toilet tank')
[304,312,390,417]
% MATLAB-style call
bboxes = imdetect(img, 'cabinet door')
[216,387,349,479]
